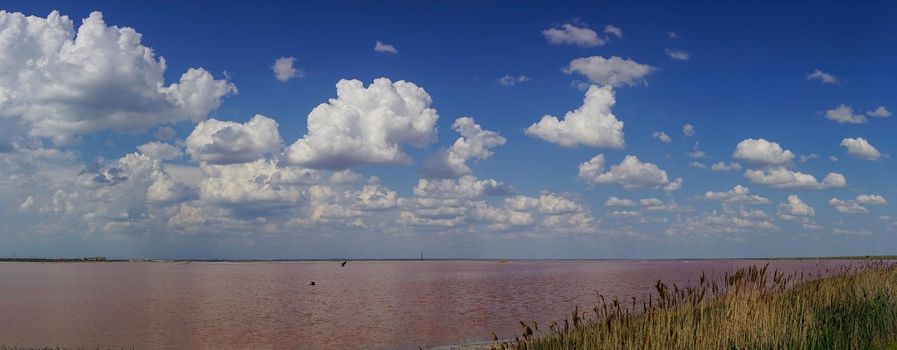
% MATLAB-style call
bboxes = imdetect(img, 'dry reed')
[492,261,897,350]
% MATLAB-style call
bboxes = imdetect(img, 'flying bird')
[340,260,347,267]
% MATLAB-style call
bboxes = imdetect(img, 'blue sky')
[0,1,894,259]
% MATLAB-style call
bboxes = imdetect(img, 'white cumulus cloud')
[412,176,513,199]
[525,85,624,148]
[0,10,236,144]
[711,162,742,172]
[825,105,866,124]
[652,131,671,143]
[186,115,283,165]
[840,137,882,160]
[689,161,707,169]
[827,194,887,216]
[703,185,770,205]
[799,153,819,163]
[866,106,891,118]
[420,117,506,179]
[682,124,695,137]
[578,154,674,189]
[272,56,302,81]
[778,195,814,219]
[64,152,198,219]
[856,194,887,205]
[663,177,684,192]
[286,78,439,169]
[199,159,318,204]
[564,56,655,87]
[18,195,35,212]
[733,138,795,165]
[605,196,636,207]
[744,168,846,190]
[542,24,604,47]
[829,198,868,214]
[688,142,708,158]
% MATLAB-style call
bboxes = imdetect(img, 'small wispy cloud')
[825,104,866,124]
[498,75,532,86]
[542,23,604,47]
[652,131,671,143]
[806,69,838,84]
[682,123,695,137]
[604,25,623,39]
[374,41,398,54]
[664,48,690,61]
[867,106,891,118]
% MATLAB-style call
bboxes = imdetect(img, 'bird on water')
[309,281,316,286]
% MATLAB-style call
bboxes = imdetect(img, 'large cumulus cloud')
[0,11,236,144]
[285,78,439,169]
[186,115,283,164]
[525,85,625,148]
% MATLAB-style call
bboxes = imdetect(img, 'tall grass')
[492,261,897,350]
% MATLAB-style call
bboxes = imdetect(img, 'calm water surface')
[0,260,852,349]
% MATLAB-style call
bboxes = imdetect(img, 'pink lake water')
[0,260,853,349]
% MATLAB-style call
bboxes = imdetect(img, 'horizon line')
[2,255,895,263]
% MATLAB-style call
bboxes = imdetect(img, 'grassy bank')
[492,262,897,350]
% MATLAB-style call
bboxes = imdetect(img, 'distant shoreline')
[1,256,895,263]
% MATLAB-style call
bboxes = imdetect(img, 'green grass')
[492,261,897,350]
